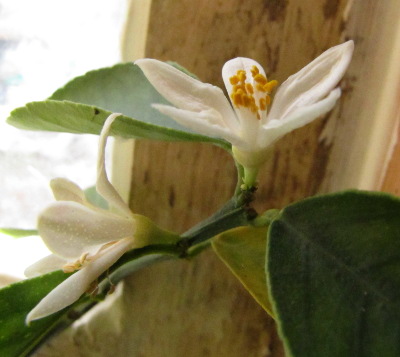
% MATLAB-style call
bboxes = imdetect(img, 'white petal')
[24,254,67,278]
[269,41,353,120]
[260,88,341,146]
[222,57,267,111]
[38,201,135,260]
[135,59,239,132]
[96,113,132,218]
[50,178,86,204]
[26,237,133,323]
[222,58,274,148]
[153,104,245,148]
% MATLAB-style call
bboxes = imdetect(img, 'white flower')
[25,113,173,323]
[135,41,353,186]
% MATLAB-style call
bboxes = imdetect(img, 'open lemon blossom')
[136,41,354,187]
[25,113,177,323]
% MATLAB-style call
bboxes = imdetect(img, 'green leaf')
[212,226,274,315]
[0,244,178,356]
[0,228,38,238]
[7,63,229,148]
[48,62,196,134]
[8,100,227,145]
[267,190,400,357]
[0,271,71,356]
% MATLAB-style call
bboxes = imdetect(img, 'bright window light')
[0,0,126,279]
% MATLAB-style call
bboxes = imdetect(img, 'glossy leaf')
[7,63,229,147]
[0,271,71,356]
[267,190,400,357]
[212,226,273,315]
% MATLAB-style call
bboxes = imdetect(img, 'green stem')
[104,196,255,285]
[243,166,259,189]
[234,161,245,196]
[180,205,250,249]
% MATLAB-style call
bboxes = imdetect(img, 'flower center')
[63,252,93,273]
[229,65,278,120]
[62,241,120,273]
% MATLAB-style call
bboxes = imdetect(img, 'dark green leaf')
[213,226,274,315]
[0,271,71,356]
[0,243,179,356]
[0,228,38,238]
[267,190,400,357]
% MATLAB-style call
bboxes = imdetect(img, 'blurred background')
[0,0,126,278]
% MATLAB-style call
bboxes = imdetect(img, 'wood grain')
[322,0,400,191]
[124,1,350,356]
[381,121,400,195]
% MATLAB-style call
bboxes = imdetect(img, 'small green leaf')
[7,63,229,148]
[0,228,38,238]
[267,190,400,357]
[212,226,274,315]
[0,271,71,356]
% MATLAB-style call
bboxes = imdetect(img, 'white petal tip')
[134,58,148,66]
[340,40,354,58]
[134,58,166,74]
[25,310,41,326]
[344,39,354,50]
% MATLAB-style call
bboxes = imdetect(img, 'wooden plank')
[381,122,400,195]
[124,1,351,356]
[321,0,400,191]
[111,0,153,203]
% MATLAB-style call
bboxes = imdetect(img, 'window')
[0,0,126,278]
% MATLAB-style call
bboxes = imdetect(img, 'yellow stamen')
[249,97,258,113]
[62,252,92,273]
[242,94,251,107]
[253,73,267,85]
[233,84,245,93]
[264,80,278,93]
[229,75,240,85]
[259,98,267,111]
[62,263,76,274]
[232,92,243,106]
[238,70,246,82]
[228,67,278,120]
[250,65,259,76]
[256,83,265,92]
[245,83,254,94]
